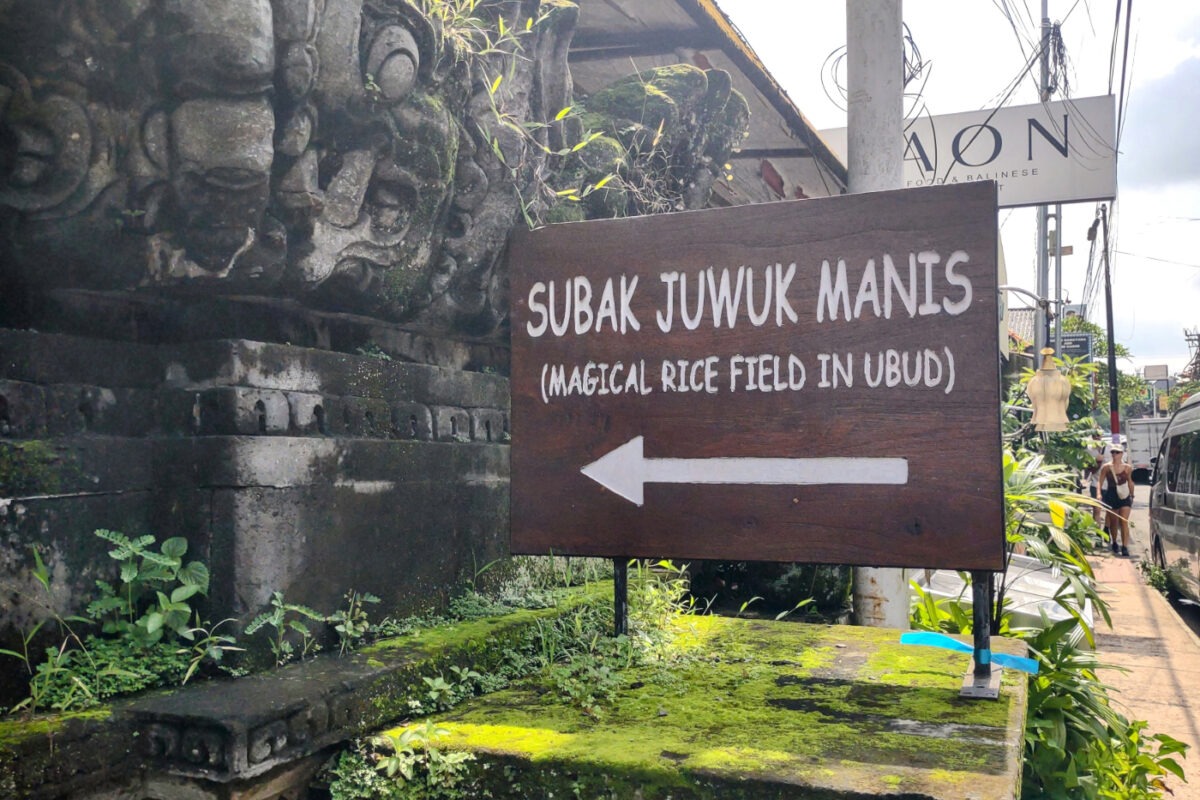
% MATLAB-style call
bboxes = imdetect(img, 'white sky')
[717,0,1200,376]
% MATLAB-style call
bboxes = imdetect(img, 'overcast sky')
[717,0,1200,376]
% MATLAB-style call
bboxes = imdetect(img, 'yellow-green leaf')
[489,74,503,95]
[555,106,573,121]
[1049,499,1069,529]
[593,174,613,190]
[1048,525,1071,551]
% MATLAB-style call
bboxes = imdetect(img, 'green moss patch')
[389,617,1027,799]
[0,440,65,496]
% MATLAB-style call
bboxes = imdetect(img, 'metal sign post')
[613,558,629,636]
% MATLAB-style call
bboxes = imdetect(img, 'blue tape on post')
[899,632,1039,675]
[977,648,991,666]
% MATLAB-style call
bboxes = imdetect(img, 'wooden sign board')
[508,182,1003,570]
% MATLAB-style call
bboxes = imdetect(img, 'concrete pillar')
[846,0,903,194]
[847,0,910,629]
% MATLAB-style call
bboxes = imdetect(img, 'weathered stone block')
[166,341,510,408]
[469,407,509,443]
[390,401,432,441]
[205,438,510,619]
[176,388,291,436]
[432,406,471,442]
[0,379,47,437]
[337,396,392,438]
[0,330,165,389]
[44,385,159,438]
[284,392,327,436]
[1,329,514,711]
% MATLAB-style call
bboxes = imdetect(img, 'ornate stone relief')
[0,1,747,339]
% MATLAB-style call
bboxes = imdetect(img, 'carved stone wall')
[0,0,578,336]
[0,0,751,711]
[0,330,510,664]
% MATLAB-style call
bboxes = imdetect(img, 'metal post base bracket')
[961,667,1004,699]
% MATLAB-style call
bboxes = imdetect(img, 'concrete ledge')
[390,617,1029,800]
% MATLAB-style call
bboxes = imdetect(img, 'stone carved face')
[291,0,458,314]
[0,69,93,214]
[166,98,277,270]
[0,0,576,336]
[145,0,283,277]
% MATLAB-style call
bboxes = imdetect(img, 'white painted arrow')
[580,436,908,506]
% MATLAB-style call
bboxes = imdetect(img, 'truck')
[1126,417,1171,483]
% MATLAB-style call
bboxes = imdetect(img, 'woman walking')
[1099,445,1135,556]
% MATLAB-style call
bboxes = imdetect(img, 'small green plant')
[413,665,487,715]
[774,597,815,621]
[1097,719,1188,798]
[2,535,237,713]
[735,596,763,618]
[1,548,63,713]
[549,648,623,719]
[355,343,393,361]
[329,590,381,656]
[22,639,97,712]
[177,617,243,684]
[33,636,190,709]
[421,675,455,711]
[245,591,325,666]
[1138,558,1170,595]
[86,529,210,647]
[327,722,475,799]
[326,748,402,800]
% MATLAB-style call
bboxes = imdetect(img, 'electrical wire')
[1116,25,1137,149]
[992,0,1041,94]
[935,43,1046,184]
[1115,0,1133,140]
[819,22,930,116]
[1114,251,1200,269]
[1108,0,1123,93]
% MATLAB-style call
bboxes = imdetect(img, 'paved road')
[1092,497,1200,799]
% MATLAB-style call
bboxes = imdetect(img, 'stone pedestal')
[1,329,511,648]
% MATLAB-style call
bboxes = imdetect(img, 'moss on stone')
[0,708,111,748]
[384,616,1027,799]
[0,440,64,496]
[545,203,586,224]
[356,583,610,728]
[363,583,607,659]
[588,65,709,131]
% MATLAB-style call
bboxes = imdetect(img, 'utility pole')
[1100,204,1120,442]
[1034,0,1052,355]
[846,0,908,629]
[1053,203,1063,355]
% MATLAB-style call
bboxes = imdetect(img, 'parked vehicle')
[1149,395,1200,602]
[1126,417,1171,483]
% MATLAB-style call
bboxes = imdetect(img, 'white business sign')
[1144,364,1170,380]
[822,95,1116,208]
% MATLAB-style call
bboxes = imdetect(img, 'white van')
[1149,394,1200,602]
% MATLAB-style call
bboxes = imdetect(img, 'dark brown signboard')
[509,182,1003,570]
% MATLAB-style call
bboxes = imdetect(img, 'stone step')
[0,586,607,799]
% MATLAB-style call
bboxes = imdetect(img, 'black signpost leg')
[613,558,629,636]
[962,570,1001,699]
